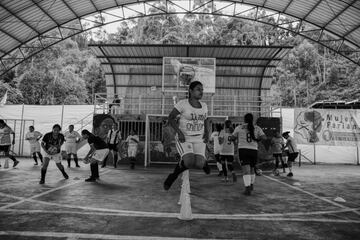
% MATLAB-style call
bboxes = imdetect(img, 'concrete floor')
[0,158,359,240]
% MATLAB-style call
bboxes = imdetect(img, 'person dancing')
[163,81,210,190]
[232,113,266,196]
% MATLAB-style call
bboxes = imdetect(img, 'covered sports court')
[1,0,360,239]
[0,160,360,239]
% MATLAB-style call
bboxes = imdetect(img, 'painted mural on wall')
[294,109,360,146]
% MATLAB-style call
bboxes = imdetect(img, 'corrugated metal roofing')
[0,0,359,76]
[89,44,291,96]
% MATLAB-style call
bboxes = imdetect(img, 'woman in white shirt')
[163,81,210,190]
[233,113,266,196]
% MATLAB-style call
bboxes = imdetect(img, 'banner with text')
[294,108,360,146]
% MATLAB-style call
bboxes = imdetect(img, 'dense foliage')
[1,1,359,106]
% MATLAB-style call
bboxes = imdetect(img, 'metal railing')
[94,93,281,118]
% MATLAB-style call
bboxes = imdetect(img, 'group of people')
[1,80,299,196]
[0,117,140,184]
[162,80,299,196]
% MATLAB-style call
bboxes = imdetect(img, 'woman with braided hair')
[232,113,266,196]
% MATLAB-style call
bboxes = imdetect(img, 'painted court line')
[263,175,360,216]
[2,206,360,223]
[0,169,111,210]
[0,231,224,240]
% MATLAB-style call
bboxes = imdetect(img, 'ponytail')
[244,113,256,141]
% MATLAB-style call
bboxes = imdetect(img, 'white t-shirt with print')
[64,131,81,144]
[233,124,265,150]
[175,99,208,142]
[219,129,234,155]
[26,131,42,145]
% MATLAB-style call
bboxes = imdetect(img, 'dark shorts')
[287,152,299,162]
[273,153,282,158]
[108,144,118,151]
[0,145,10,152]
[220,155,234,163]
[238,149,258,167]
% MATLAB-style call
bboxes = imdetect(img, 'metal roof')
[88,44,292,95]
[310,99,360,109]
[0,0,360,76]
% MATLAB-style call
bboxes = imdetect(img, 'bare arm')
[203,118,210,143]
[85,144,95,159]
[41,141,50,155]
[168,108,184,142]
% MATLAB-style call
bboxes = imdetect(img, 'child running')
[163,81,210,190]
[271,131,285,174]
[282,131,299,177]
[219,120,236,182]
[210,124,223,176]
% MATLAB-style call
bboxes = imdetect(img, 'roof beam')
[302,0,322,20]
[282,0,294,13]
[101,62,277,68]
[343,22,360,38]
[105,73,273,78]
[106,84,270,90]
[89,0,99,12]
[30,0,59,26]
[0,27,22,43]
[322,0,357,29]
[97,56,283,61]
[59,0,80,19]
[0,3,40,35]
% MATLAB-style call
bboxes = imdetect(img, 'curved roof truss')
[0,0,360,76]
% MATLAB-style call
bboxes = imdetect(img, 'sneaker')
[85,177,96,182]
[76,165,80,168]
[222,177,229,182]
[250,184,254,191]
[39,179,45,184]
[34,162,38,166]
[232,173,237,182]
[163,173,177,190]
[287,172,293,177]
[202,162,211,175]
[13,160,19,168]
[243,186,251,196]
